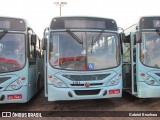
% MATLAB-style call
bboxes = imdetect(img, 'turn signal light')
[140,73,145,76]
[21,77,26,80]
[49,75,52,78]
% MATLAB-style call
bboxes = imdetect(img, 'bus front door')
[122,32,137,95]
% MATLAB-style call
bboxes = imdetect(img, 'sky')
[0,0,160,38]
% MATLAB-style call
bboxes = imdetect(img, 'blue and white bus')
[0,17,43,103]
[43,16,122,101]
[122,16,160,98]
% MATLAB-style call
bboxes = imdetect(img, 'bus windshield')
[0,33,25,73]
[49,31,120,71]
[141,31,160,68]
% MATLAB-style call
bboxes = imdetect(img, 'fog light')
[0,95,5,101]
[68,91,73,97]
[103,90,107,96]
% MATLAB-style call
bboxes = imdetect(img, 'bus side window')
[28,34,36,66]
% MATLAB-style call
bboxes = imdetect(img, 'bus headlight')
[6,78,25,91]
[106,74,121,86]
[49,75,67,88]
[141,74,160,86]
[145,78,159,86]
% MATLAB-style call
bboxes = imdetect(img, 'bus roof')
[124,16,160,35]
[50,16,118,31]
[0,16,28,31]
[139,16,160,30]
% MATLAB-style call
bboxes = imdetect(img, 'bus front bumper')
[47,83,122,101]
[0,86,28,104]
[137,82,160,98]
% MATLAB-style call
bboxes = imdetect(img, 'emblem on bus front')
[85,82,90,87]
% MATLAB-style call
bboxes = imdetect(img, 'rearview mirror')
[136,31,141,43]
[31,35,37,46]
[119,32,126,41]
[42,38,47,50]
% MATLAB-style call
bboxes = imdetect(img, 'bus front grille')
[74,89,100,95]
[0,77,11,84]
[62,74,110,81]
[70,83,103,86]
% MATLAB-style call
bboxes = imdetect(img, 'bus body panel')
[47,62,122,101]
[137,82,160,98]
[48,82,122,101]
[28,65,37,101]
[0,74,20,92]
[0,86,28,104]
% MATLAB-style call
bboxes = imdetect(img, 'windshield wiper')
[0,30,8,40]
[66,29,83,44]
[91,30,104,45]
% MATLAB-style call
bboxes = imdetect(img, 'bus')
[43,16,122,101]
[122,16,160,98]
[0,17,43,103]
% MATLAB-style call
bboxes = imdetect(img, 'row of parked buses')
[0,16,160,104]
